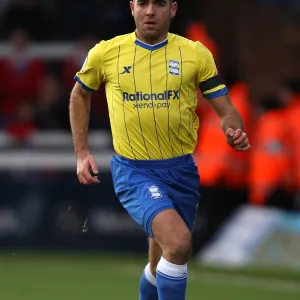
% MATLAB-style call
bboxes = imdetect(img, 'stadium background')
[0,0,300,299]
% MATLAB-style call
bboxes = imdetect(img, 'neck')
[135,30,168,45]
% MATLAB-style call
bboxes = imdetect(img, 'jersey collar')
[133,32,168,51]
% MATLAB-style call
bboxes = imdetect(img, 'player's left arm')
[209,94,250,151]
[197,43,250,151]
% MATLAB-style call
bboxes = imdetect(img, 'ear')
[130,1,135,16]
[171,2,178,18]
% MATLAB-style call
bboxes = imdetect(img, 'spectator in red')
[34,74,70,130]
[4,101,36,143]
[0,28,46,120]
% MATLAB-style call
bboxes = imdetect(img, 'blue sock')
[156,257,188,300]
[139,263,158,300]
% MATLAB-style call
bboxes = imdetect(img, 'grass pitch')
[0,252,300,300]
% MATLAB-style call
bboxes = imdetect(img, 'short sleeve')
[196,42,228,100]
[74,41,106,93]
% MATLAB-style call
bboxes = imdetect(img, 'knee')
[164,231,192,263]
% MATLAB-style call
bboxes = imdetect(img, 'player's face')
[130,0,177,44]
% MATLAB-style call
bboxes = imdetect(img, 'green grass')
[0,252,300,300]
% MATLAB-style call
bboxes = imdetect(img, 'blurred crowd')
[186,23,300,236]
[0,28,110,140]
[0,0,300,213]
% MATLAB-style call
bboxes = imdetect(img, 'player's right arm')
[70,83,99,184]
[69,41,106,184]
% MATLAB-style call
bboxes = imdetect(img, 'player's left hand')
[226,128,251,151]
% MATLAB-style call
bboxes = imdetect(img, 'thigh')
[111,158,174,237]
[152,208,191,251]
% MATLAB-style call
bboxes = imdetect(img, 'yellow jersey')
[75,32,228,160]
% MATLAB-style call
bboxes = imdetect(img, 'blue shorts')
[111,154,200,238]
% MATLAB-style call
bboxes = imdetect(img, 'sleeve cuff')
[204,87,228,100]
[74,75,97,93]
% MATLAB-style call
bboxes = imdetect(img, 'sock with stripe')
[139,263,158,300]
[156,257,188,300]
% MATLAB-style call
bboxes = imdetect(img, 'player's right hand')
[77,153,100,184]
